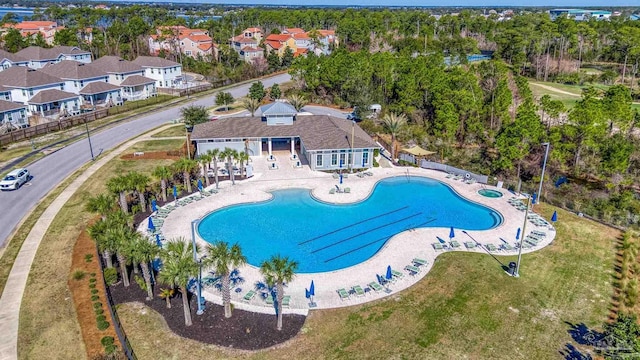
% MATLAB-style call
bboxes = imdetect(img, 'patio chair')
[344,187,351,193]
[464,241,476,249]
[404,265,420,275]
[332,173,340,179]
[364,171,373,176]
[501,243,514,251]
[391,269,405,280]
[282,295,291,308]
[329,188,336,194]
[450,240,461,248]
[412,258,428,266]
[352,285,365,297]
[265,295,274,305]
[485,244,498,252]
[337,288,350,300]
[242,290,256,302]
[368,282,384,292]
[432,243,443,251]
[357,172,365,178]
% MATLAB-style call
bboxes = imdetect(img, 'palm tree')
[110,226,133,287]
[236,151,249,179]
[206,149,221,189]
[173,158,198,193]
[260,254,298,331]
[85,193,114,221]
[129,232,159,300]
[107,175,132,214]
[287,94,308,112]
[158,238,199,326]
[198,153,212,187]
[242,98,260,116]
[87,219,116,268]
[381,113,408,161]
[221,148,238,185]
[159,288,174,308]
[153,165,172,202]
[205,241,247,318]
[128,171,150,213]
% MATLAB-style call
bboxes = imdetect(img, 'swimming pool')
[197,176,502,273]
[478,189,504,198]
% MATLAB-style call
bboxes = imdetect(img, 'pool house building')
[191,102,378,171]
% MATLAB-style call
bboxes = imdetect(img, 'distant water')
[0,7,34,22]
[101,0,634,7]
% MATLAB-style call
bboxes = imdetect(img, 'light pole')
[514,194,530,277]
[84,119,95,161]
[536,143,550,205]
[350,120,355,173]
[191,220,205,315]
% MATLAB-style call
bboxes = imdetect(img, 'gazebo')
[399,145,435,165]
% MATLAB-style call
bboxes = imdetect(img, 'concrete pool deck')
[151,152,556,315]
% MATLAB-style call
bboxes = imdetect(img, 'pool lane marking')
[298,206,410,245]
[323,224,418,263]
[310,212,423,254]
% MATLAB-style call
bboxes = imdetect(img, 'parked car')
[0,168,30,190]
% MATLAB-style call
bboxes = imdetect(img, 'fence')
[96,243,137,360]
[419,160,489,184]
[157,83,212,97]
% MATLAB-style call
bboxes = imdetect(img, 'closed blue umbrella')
[305,289,310,299]
[532,193,537,205]
[155,234,162,247]
[310,280,315,297]
[516,227,521,240]
[147,217,155,232]
[151,199,157,212]
[438,237,446,245]
[449,227,455,240]
[173,185,178,199]
[339,174,343,184]
[386,265,392,281]
[197,179,203,192]
[551,211,558,222]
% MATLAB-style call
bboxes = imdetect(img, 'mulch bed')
[110,281,306,350]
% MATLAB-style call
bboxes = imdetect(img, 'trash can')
[508,262,517,276]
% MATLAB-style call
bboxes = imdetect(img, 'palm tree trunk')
[622,53,628,85]
[165,296,171,308]
[184,172,192,193]
[204,163,210,187]
[161,179,167,202]
[229,159,235,185]
[103,250,113,268]
[133,260,139,274]
[276,283,283,331]
[213,158,219,189]
[180,286,193,326]
[139,191,147,212]
[223,273,232,318]
[140,262,154,300]
[119,191,128,214]
[117,252,130,287]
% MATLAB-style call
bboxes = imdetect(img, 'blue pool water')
[197,176,502,273]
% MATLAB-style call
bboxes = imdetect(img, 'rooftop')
[28,89,77,104]
[39,60,107,80]
[132,56,180,68]
[79,81,121,95]
[0,66,62,88]
[15,46,91,61]
[0,49,27,64]
[0,100,27,112]
[120,75,156,86]
[91,56,143,74]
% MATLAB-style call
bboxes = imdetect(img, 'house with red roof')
[229,27,264,63]
[264,28,338,58]
[1,21,61,45]
[149,26,217,60]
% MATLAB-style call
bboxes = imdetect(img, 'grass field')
[529,80,640,111]
[151,125,188,138]
[8,132,617,359]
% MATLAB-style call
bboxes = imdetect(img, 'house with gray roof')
[0,49,28,71]
[0,100,28,129]
[90,56,145,85]
[39,60,109,94]
[79,82,123,109]
[15,46,92,69]
[132,56,183,88]
[191,102,377,171]
[27,89,80,120]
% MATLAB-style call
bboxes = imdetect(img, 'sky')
[112,0,639,7]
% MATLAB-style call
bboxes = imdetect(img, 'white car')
[0,168,30,190]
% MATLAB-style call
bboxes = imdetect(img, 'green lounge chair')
[243,290,256,302]
[432,243,443,250]
[329,188,336,194]
[344,187,351,193]
[412,258,428,266]
[486,244,498,252]
[353,285,365,297]
[501,243,514,251]
[337,288,350,300]
[404,265,420,274]
[368,282,384,292]
[265,295,274,305]
[464,241,476,249]
[391,269,404,279]
[450,240,461,248]
[282,295,291,308]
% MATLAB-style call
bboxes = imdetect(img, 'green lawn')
[150,125,188,138]
[529,80,640,111]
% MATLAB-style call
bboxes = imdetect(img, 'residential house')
[240,47,264,63]
[27,89,81,121]
[0,100,28,129]
[265,28,337,57]
[229,27,264,63]
[264,34,296,57]
[78,82,123,110]
[15,46,92,69]
[0,49,28,71]
[549,9,612,21]
[1,21,60,45]
[120,75,157,102]
[191,102,377,171]
[315,30,338,55]
[149,26,217,59]
[131,56,182,88]
[90,56,145,85]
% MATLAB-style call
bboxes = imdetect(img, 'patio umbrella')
[151,199,157,212]
[551,211,558,222]
[532,193,538,204]
[197,179,203,192]
[339,174,343,184]
[386,265,393,281]
[305,289,310,299]
[310,280,315,297]
[155,234,162,247]
[173,185,178,200]
[449,227,455,240]
[438,237,446,245]
[147,217,155,232]
[516,227,521,240]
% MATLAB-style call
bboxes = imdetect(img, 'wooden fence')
[157,83,212,97]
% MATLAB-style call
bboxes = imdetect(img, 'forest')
[2,5,640,227]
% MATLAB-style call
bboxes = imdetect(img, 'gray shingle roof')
[0,100,27,112]
[0,66,62,88]
[261,102,297,116]
[120,75,155,86]
[15,46,90,61]
[39,60,107,80]
[91,56,143,74]
[191,115,378,151]
[28,89,78,104]
[79,81,121,95]
[132,56,180,68]
[0,49,27,63]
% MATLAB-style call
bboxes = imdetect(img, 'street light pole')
[536,142,550,205]
[514,194,530,277]
[84,119,95,161]
[191,220,205,315]
[350,120,355,173]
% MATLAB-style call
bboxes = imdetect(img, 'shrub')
[89,283,97,289]
[85,254,93,263]
[72,269,86,280]
[91,289,99,295]
[90,272,96,277]
[96,314,106,323]
[93,302,102,309]
[101,336,115,347]
[104,344,117,355]
[103,268,118,285]
[89,278,97,283]
[94,308,104,316]
[97,320,109,331]
[133,275,147,291]
[91,295,99,301]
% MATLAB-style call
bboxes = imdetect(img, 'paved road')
[0,73,294,248]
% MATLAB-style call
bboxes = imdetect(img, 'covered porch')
[121,75,157,101]
[27,90,80,121]
[80,82,123,110]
